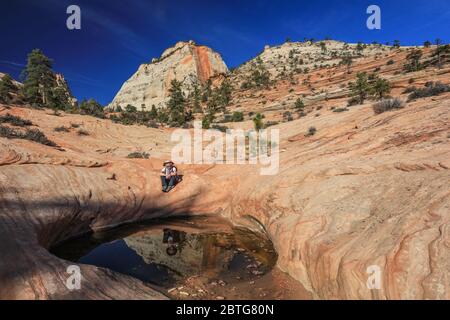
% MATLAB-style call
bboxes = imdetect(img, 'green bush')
[231,111,244,122]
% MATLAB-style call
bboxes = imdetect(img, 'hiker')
[160,160,178,192]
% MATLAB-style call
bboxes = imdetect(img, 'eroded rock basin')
[51,215,311,300]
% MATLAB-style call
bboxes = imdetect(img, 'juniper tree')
[349,72,370,105]
[371,77,391,100]
[294,98,305,110]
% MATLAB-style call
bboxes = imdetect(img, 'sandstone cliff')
[108,41,228,111]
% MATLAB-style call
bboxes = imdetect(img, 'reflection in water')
[52,216,277,289]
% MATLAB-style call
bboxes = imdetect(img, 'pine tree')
[21,49,71,109]
[201,79,212,103]
[149,105,158,119]
[167,79,186,126]
[217,79,233,109]
[191,84,202,113]
[22,49,57,106]
[349,72,370,104]
[0,74,17,103]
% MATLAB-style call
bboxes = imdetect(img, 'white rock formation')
[109,41,228,111]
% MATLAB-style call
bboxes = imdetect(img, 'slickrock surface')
[1,91,448,299]
[108,41,228,110]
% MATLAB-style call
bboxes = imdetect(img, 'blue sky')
[0,0,449,105]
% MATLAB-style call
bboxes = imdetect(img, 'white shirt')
[161,166,177,176]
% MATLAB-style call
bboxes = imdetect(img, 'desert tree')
[253,113,264,130]
[79,98,104,118]
[21,49,56,106]
[341,54,353,74]
[349,72,370,104]
[21,49,71,109]
[434,44,449,68]
[405,49,423,72]
[371,76,392,100]
[294,98,305,111]
[0,74,17,103]
[167,79,187,126]
[320,42,327,54]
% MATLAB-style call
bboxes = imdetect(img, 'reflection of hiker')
[160,160,178,193]
[163,229,186,256]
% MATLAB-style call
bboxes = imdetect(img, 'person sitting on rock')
[160,160,178,192]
